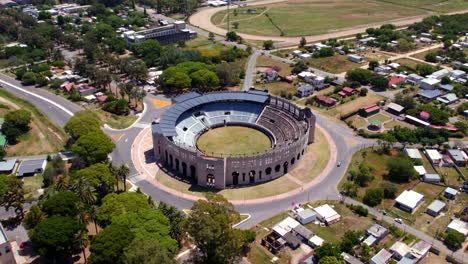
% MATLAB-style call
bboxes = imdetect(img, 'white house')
[348,54,363,63]
[296,85,314,98]
[424,149,442,165]
[389,241,411,260]
[272,217,300,236]
[394,190,424,213]
[404,148,422,160]
[420,78,440,90]
[314,204,341,225]
[296,209,317,225]
[298,71,316,83]
[447,218,468,236]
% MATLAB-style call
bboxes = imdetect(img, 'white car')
[394,218,403,224]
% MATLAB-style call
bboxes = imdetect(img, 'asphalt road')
[0,73,83,127]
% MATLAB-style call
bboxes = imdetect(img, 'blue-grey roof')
[426,200,445,213]
[298,85,314,92]
[0,159,16,172]
[439,84,454,91]
[424,173,440,181]
[397,257,415,264]
[172,92,201,103]
[159,91,269,136]
[17,159,46,177]
[445,187,458,196]
[418,89,442,99]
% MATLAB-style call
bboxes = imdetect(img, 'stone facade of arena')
[152,90,316,189]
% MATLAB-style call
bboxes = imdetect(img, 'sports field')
[196,126,271,156]
[211,0,468,37]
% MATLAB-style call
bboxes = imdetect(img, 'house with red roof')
[61,82,76,93]
[419,111,430,121]
[337,87,356,98]
[316,95,337,106]
[96,95,108,103]
[359,104,380,117]
[388,76,407,88]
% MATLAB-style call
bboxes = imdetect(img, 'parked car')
[394,218,403,224]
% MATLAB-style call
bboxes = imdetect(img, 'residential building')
[388,75,406,88]
[437,93,458,104]
[417,89,442,101]
[420,78,440,90]
[22,6,39,18]
[272,217,300,237]
[341,252,364,264]
[314,204,341,225]
[16,159,47,177]
[408,240,431,260]
[358,37,376,45]
[386,102,404,115]
[404,148,422,160]
[316,95,337,106]
[394,190,424,213]
[366,224,388,241]
[338,87,356,98]
[296,209,317,225]
[428,69,450,80]
[298,53,312,60]
[363,235,378,247]
[370,248,392,264]
[439,83,454,92]
[359,104,380,117]
[424,149,442,165]
[447,149,466,166]
[425,200,446,217]
[0,159,17,174]
[447,218,468,236]
[389,241,411,260]
[123,21,197,45]
[413,166,426,176]
[308,235,324,248]
[407,74,424,86]
[296,85,314,98]
[298,71,316,83]
[423,173,440,183]
[0,223,15,264]
[292,225,314,242]
[444,187,458,200]
[375,65,392,74]
[348,54,363,63]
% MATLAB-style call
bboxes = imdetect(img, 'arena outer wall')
[152,92,316,189]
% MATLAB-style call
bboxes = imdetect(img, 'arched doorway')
[182,162,187,177]
[249,170,256,184]
[232,171,239,185]
[175,159,180,172]
[283,162,289,174]
[190,165,196,178]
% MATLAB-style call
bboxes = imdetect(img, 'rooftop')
[414,166,426,175]
[425,149,442,160]
[367,224,388,238]
[387,102,404,112]
[418,89,442,99]
[447,149,465,162]
[17,159,46,176]
[0,158,16,171]
[314,204,339,219]
[395,190,424,209]
[447,218,468,236]
[444,187,458,196]
[404,148,422,159]
[371,249,392,264]
[389,241,411,257]
[426,200,446,213]
[297,209,316,219]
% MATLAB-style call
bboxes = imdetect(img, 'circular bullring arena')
[151,90,316,189]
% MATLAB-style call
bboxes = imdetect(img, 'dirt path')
[189,1,468,45]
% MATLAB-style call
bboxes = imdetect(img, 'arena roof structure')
[159,90,269,137]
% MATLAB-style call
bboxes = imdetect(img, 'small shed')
[414,166,426,176]
[308,235,324,248]
[423,173,440,183]
[0,159,17,174]
[386,102,404,115]
[444,187,458,200]
[404,148,422,160]
[296,209,317,225]
[425,200,446,217]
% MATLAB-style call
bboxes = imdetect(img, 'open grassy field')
[256,55,293,76]
[197,126,272,156]
[411,47,443,61]
[0,90,66,156]
[316,93,385,119]
[257,81,296,96]
[210,0,455,37]
[394,58,428,68]
[185,35,227,57]
[91,109,138,130]
[307,55,363,74]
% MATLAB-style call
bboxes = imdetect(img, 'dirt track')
[189,1,468,46]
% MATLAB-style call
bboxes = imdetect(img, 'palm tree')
[107,162,119,192]
[72,177,97,205]
[88,205,99,235]
[117,165,130,192]
[76,229,90,264]
[55,176,69,191]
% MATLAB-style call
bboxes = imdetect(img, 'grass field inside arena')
[196,126,272,156]
[211,0,468,37]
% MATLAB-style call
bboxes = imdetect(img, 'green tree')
[158,202,187,246]
[97,192,150,225]
[190,69,220,91]
[89,224,134,264]
[2,109,32,143]
[160,68,191,93]
[346,68,374,85]
[216,62,241,87]
[188,193,253,264]
[71,130,115,165]
[441,76,451,85]
[75,163,115,194]
[381,182,398,198]
[319,256,344,264]
[131,40,162,67]
[30,216,85,261]
[208,32,215,41]
[0,147,6,160]
[299,37,307,48]
[387,155,417,182]
[368,60,379,70]
[263,40,274,50]
[340,230,364,253]
[123,238,176,264]
[21,72,37,85]
[363,188,384,207]
[0,175,25,217]
[315,243,342,261]
[444,230,464,250]
[23,205,46,230]
[371,75,389,91]
[226,31,240,42]
[425,52,437,63]
[64,110,102,139]
[42,191,80,217]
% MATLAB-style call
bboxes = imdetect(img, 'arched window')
[275,165,281,172]
[265,167,272,175]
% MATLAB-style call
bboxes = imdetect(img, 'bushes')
[348,204,368,217]
[363,188,384,207]
[381,182,398,199]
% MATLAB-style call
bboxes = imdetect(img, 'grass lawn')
[212,0,434,37]
[394,58,427,68]
[437,166,463,186]
[185,35,227,57]
[377,0,468,12]
[0,90,66,156]
[91,109,138,129]
[369,113,391,123]
[256,55,293,76]
[411,47,443,61]
[347,115,368,128]
[23,175,44,201]
[421,154,437,174]
[324,93,385,119]
[197,126,272,157]
[257,81,296,96]
[307,55,362,74]
[304,201,375,243]
[155,128,330,200]
[384,120,413,130]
